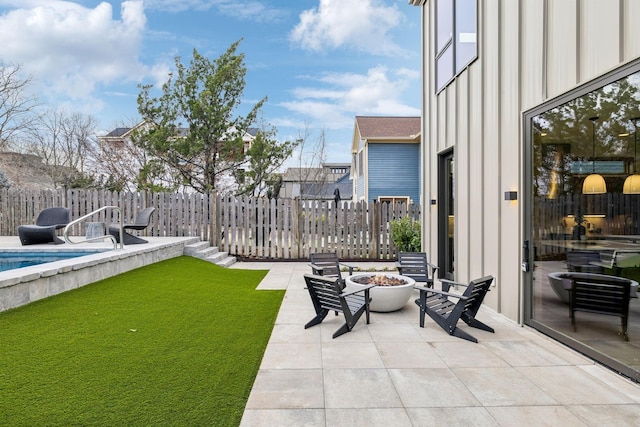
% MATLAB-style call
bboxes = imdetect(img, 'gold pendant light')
[623,117,640,194]
[583,116,606,194]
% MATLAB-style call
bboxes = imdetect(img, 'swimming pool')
[0,250,109,272]
[0,237,200,313]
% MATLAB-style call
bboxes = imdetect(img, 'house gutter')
[363,135,421,143]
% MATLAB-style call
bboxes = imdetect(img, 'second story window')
[435,0,478,92]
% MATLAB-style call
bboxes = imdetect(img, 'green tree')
[236,125,297,197]
[265,174,283,199]
[533,75,640,197]
[136,40,266,193]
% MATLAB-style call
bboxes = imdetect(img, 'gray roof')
[105,127,131,137]
[301,173,352,200]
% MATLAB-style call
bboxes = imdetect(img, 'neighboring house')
[99,121,258,192]
[101,122,257,155]
[351,116,421,204]
[410,0,640,380]
[279,163,352,201]
[0,152,69,190]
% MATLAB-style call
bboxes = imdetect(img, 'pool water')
[0,251,108,273]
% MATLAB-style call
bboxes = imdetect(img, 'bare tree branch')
[0,63,39,150]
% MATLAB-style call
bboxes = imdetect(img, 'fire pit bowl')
[345,273,415,312]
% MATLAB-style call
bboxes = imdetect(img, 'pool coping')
[0,237,200,312]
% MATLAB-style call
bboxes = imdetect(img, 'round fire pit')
[345,273,415,312]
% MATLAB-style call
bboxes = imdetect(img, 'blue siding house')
[351,116,421,204]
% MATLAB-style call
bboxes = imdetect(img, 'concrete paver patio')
[233,261,640,427]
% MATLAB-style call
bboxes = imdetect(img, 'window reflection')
[434,0,478,92]
[531,69,640,379]
[455,0,477,71]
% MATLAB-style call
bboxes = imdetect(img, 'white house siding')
[625,1,640,59]
[417,0,640,322]
[481,0,502,314]
[353,139,367,201]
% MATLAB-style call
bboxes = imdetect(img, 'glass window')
[435,0,478,92]
[436,46,454,91]
[455,0,477,71]
[436,0,453,53]
[379,196,410,205]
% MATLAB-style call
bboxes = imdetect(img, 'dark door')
[438,149,455,279]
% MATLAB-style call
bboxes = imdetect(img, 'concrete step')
[183,241,211,256]
[183,240,236,268]
[216,255,237,268]
[205,251,228,263]
[196,246,220,258]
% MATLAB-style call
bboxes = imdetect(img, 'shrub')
[390,216,421,252]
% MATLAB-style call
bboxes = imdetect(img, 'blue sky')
[0,0,421,167]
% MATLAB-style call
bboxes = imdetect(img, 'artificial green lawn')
[0,256,284,426]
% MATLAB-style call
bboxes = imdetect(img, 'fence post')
[210,191,217,246]
[294,197,300,259]
[61,185,67,207]
[370,200,378,259]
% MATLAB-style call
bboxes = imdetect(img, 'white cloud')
[0,1,164,104]
[289,0,405,56]
[144,0,286,21]
[279,65,420,130]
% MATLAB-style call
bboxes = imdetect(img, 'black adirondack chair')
[395,252,439,288]
[565,250,604,274]
[563,276,631,341]
[304,274,374,339]
[414,275,495,343]
[18,207,71,245]
[107,207,155,244]
[309,252,356,279]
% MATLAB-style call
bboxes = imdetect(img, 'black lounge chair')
[18,207,70,245]
[309,252,357,280]
[564,276,631,341]
[565,250,604,274]
[414,275,495,343]
[304,274,374,338]
[396,251,439,288]
[107,207,155,245]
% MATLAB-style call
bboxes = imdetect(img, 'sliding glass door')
[524,61,640,382]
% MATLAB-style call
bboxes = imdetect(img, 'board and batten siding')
[367,143,421,204]
[418,0,640,323]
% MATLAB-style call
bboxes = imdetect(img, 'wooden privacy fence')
[534,193,640,259]
[0,189,421,260]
